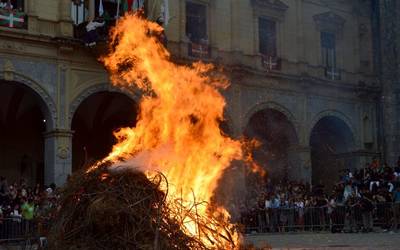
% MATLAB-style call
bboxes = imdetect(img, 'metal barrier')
[242,202,399,233]
[0,217,49,248]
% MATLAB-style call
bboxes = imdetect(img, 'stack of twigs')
[47,163,239,250]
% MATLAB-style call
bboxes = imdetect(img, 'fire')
[99,14,245,248]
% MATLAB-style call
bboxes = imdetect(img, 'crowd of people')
[241,158,400,233]
[0,177,58,223]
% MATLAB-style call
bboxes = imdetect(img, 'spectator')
[360,189,374,232]
[84,17,105,47]
[394,167,400,182]
[343,182,354,202]
[21,198,35,221]
[241,156,400,234]
[392,187,400,232]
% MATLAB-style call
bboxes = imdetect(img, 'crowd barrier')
[1,203,399,243]
[0,218,48,247]
[242,202,400,233]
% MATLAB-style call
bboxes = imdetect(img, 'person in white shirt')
[0,1,13,10]
[264,196,272,231]
[84,17,105,47]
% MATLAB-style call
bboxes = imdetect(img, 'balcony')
[324,67,341,81]
[188,42,210,59]
[0,8,27,29]
[261,55,281,71]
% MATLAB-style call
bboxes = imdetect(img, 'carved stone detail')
[3,60,14,81]
[313,11,345,34]
[57,146,70,159]
[251,0,288,20]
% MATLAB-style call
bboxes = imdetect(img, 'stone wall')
[0,0,384,185]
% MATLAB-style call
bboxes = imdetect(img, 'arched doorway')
[244,108,298,183]
[310,116,355,189]
[71,92,137,171]
[0,81,50,186]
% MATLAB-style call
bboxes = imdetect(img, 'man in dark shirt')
[360,190,374,232]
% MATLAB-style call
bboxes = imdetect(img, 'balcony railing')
[324,67,341,80]
[261,55,281,71]
[188,42,211,59]
[0,8,27,29]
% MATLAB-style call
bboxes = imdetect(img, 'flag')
[116,0,120,18]
[0,9,25,28]
[123,0,134,12]
[132,0,138,11]
[99,0,104,16]
[138,0,144,9]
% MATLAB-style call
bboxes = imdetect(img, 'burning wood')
[48,164,239,249]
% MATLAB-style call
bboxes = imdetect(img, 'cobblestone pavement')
[245,232,400,250]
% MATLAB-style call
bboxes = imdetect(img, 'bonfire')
[48,164,238,249]
[49,13,267,249]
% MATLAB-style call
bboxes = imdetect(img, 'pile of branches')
[47,163,239,250]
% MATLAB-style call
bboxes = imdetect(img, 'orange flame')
[243,139,266,177]
[99,14,247,247]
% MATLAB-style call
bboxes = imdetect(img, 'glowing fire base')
[47,164,238,249]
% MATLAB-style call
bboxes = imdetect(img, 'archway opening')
[310,116,355,189]
[244,108,298,184]
[71,92,137,171]
[0,81,49,186]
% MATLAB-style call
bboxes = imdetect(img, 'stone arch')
[243,101,299,139]
[309,112,357,188]
[68,83,141,128]
[0,71,56,130]
[0,72,57,185]
[243,104,300,183]
[70,84,140,170]
[308,110,357,147]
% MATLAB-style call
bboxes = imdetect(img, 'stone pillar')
[375,0,400,166]
[89,0,95,19]
[287,145,312,183]
[27,0,39,33]
[44,129,73,186]
[58,0,74,37]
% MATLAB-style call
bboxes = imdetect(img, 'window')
[259,17,280,70]
[321,31,336,69]
[321,31,340,80]
[259,17,277,57]
[71,0,88,25]
[95,0,118,19]
[186,2,207,43]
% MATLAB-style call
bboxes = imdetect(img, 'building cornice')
[313,11,345,34]
[251,0,288,20]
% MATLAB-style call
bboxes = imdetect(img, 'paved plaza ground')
[246,232,400,250]
[1,232,399,249]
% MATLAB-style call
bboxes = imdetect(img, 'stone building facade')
[0,0,396,188]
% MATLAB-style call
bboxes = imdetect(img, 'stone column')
[375,0,400,166]
[27,0,39,33]
[44,129,73,187]
[287,144,312,183]
[89,0,95,19]
[58,0,74,37]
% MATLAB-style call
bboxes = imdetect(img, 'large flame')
[99,14,245,248]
